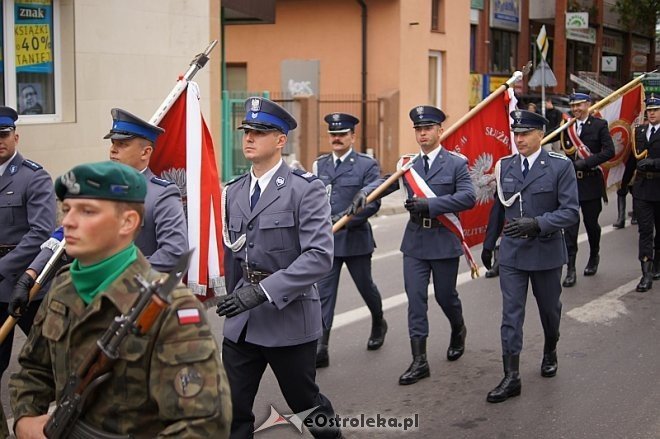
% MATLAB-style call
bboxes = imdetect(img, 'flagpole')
[149,40,218,126]
[541,68,657,145]
[333,62,531,234]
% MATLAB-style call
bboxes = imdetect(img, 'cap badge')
[332,114,340,121]
[416,106,424,115]
[61,171,81,195]
[250,98,261,112]
[275,176,285,187]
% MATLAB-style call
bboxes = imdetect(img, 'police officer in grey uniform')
[350,105,475,385]
[217,97,341,439]
[312,112,386,368]
[0,106,56,390]
[632,94,660,292]
[482,110,579,403]
[560,92,615,287]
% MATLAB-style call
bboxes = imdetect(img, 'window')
[431,0,444,32]
[428,51,442,107]
[1,0,60,121]
[490,29,517,74]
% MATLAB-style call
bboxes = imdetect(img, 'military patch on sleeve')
[225,173,248,186]
[292,168,318,182]
[548,151,568,160]
[151,176,174,187]
[174,366,204,398]
[22,159,43,171]
[177,308,201,325]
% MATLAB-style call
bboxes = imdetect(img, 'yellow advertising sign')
[15,24,52,67]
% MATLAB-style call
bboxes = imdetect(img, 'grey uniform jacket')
[135,168,189,272]
[487,150,580,271]
[313,150,381,257]
[0,153,55,302]
[223,161,333,347]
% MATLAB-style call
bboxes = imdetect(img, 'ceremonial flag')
[151,81,224,301]
[443,89,518,247]
[596,84,643,188]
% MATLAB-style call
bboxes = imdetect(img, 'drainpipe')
[356,0,367,152]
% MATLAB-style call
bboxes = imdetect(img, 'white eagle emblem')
[416,106,424,115]
[468,153,496,205]
[332,114,340,121]
[250,98,261,112]
[61,171,81,195]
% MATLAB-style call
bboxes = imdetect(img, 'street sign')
[536,25,548,60]
[528,60,557,87]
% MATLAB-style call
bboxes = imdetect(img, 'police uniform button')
[274,220,280,225]
[249,242,254,248]
[248,224,254,230]
[283,296,289,302]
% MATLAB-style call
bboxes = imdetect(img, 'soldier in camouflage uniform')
[9,161,231,438]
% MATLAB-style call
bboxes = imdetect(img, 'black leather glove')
[503,217,540,238]
[481,249,493,270]
[404,197,430,215]
[637,158,655,172]
[347,190,368,215]
[216,284,268,318]
[8,272,35,318]
[331,208,350,225]
[573,159,588,171]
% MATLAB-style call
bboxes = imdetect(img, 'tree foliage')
[612,0,659,34]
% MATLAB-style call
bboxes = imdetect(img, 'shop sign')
[566,27,596,44]
[490,0,520,32]
[566,12,588,29]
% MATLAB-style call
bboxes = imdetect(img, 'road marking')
[334,225,616,329]
[566,278,637,325]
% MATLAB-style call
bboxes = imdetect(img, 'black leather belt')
[241,264,272,284]
[639,171,660,180]
[409,214,442,228]
[0,245,16,258]
[575,170,600,179]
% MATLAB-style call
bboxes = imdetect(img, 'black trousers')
[616,155,636,197]
[0,299,42,377]
[564,198,602,258]
[222,337,340,439]
[317,254,383,330]
[633,198,660,261]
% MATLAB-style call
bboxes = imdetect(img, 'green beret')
[55,161,146,203]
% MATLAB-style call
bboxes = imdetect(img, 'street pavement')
[3,194,660,438]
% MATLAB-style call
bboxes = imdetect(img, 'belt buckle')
[422,218,432,228]
[576,171,583,179]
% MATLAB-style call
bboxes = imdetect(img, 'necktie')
[335,158,341,169]
[650,126,657,140]
[522,158,529,178]
[423,155,430,174]
[577,122,583,136]
[250,182,261,211]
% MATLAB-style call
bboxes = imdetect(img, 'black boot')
[541,338,558,377]
[562,255,576,287]
[583,254,599,276]
[653,252,660,281]
[399,338,430,385]
[630,210,638,225]
[316,329,330,368]
[367,316,387,350]
[487,355,521,403]
[613,195,626,229]
[636,260,654,292]
[485,246,500,278]
[447,323,466,361]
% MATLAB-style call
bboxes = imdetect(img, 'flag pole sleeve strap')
[149,41,219,126]
[331,166,410,234]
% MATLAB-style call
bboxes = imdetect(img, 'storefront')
[566,27,596,88]
[601,30,625,88]
[489,0,520,74]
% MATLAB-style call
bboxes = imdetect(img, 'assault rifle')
[43,250,193,438]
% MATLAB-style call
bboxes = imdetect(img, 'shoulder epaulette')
[548,151,569,160]
[448,150,468,161]
[22,159,42,171]
[357,152,374,159]
[225,173,248,186]
[316,153,331,160]
[497,153,516,164]
[150,176,174,187]
[292,168,318,182]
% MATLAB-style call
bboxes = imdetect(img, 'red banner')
[443,90,517,247]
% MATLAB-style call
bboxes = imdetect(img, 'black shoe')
[613,195,626,229]
[316,329,330,368]
[541,350,558,377]
[399,338,430,385]
[447,324,466,361]
[583,254,599,276]
[563,255,577,287]
[637,260,653,293]
[367,317,387,350]
[653,254,660,280]
[487,355,521,403]
[630,211,638,225]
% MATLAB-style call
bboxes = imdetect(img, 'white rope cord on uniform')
[221,184,247,253]
[494,156,524,216]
